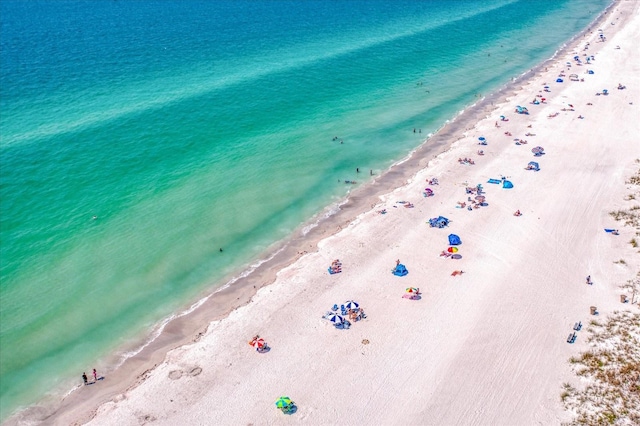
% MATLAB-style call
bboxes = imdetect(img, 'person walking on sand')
[82,372,88,386]
[93,368,98,382]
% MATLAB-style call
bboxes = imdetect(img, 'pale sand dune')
[68,3,640,426]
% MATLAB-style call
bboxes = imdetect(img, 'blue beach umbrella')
[478,137,485,141]
[328,314,344,324]
[344,301,359,310]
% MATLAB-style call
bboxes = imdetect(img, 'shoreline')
[5,1,634,424]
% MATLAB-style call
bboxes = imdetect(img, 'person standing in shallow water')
[82,372,88,385]
[93,368,98,382]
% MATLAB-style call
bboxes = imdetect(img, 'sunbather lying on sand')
[504,131,512,136]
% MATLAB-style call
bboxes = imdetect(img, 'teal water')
[0,0,610,419]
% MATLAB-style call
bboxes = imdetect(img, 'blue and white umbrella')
[328,314,344,324]
[531,146,544,154]
[344,301,359,310]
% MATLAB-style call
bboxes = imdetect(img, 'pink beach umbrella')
[252,338,266,349]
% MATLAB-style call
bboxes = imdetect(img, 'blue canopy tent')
[429,216,450,228]
[448,234,462,245]
[393,264,408,276]
[503,180,514,189]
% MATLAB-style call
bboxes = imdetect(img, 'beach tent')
[588,70,594,74]
[527,161,540,171]
[556,78,563,83]
[393,264,408,276]
[429,216,450,228]
[448,234,462,245]
[502,180,514,189]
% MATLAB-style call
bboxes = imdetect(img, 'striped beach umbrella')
[328,314,344,324]
[405,287,419,294]
[275,396,292,408]
[447,247,458,253]
[344,301,359,310]
[251,338,266,349]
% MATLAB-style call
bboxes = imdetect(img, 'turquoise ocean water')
[0,0,610,419]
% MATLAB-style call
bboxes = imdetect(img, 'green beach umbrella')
[275,396,292,408]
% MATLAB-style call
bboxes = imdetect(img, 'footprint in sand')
[138,414,156,424]
[168,370,183,380]
[189,366,202,377]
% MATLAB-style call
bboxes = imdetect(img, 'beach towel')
[487,179,501,184]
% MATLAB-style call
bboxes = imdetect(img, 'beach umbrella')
[500,115,505,119]
[344,301,359,310]
[531,146,544,154]
[405,287,419,294]
[478,137,485,141]
[447,247,458,253]
[252,338,266,349]
[275,397,292,408]
[328,314,344,324]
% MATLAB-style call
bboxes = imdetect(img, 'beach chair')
[340,304,347,315]
[573,321,582,331]
[332,304,338,311]
[567,332,577,343]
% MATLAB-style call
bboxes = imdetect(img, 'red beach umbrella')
[251,338,266,349]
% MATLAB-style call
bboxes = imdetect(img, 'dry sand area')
[48,3,640,426]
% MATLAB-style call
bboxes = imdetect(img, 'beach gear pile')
[276,396,296,414]
[526,161,540,171]
[248,336,269,353]
[403,287,421,300]
[428,216,450,228]
[323,300,366,329]
[441,234,463,259]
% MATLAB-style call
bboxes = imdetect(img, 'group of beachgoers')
[328,259,342,274]
[458,157,475,165]
[81,369,100,386]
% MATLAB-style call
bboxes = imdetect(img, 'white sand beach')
[21,2,640,425]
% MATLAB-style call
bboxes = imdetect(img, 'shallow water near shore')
[0,0,611,419]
